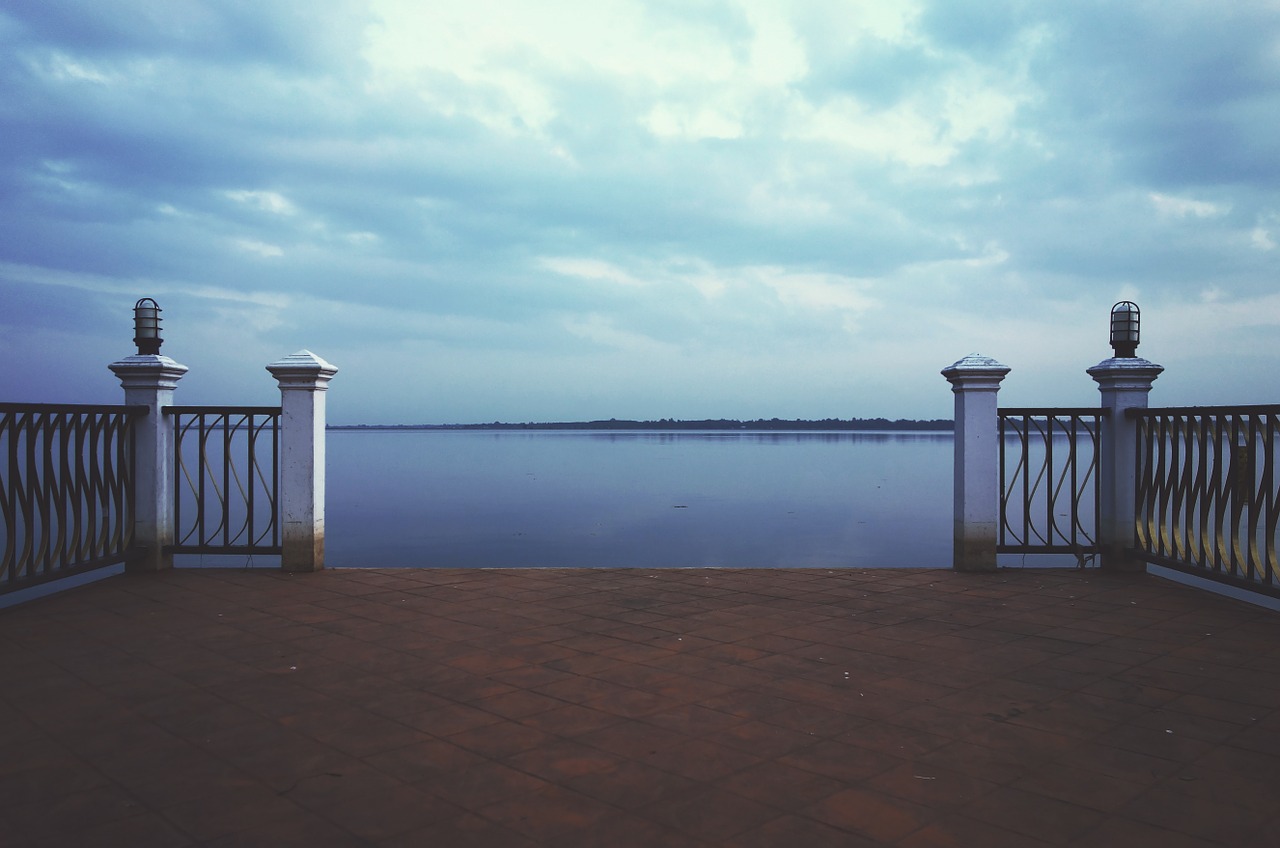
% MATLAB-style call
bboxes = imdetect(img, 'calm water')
[323,430,954,568]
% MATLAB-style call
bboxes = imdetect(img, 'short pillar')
[108,354,189,571]
[267,351,338,573]
[942,354,1011,572]
[1087,356,1163,572]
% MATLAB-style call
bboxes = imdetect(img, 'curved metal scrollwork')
[998,409,1104,564]
[167,407,280,554]
[1,404,144,593]
[1134,406,1280,597]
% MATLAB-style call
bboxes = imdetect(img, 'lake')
[322,430,955,569]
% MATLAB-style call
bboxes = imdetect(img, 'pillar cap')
[108,354,189,389]
[1087,356,1164,387]
[267,350,338,389]
[942,353,1011,385]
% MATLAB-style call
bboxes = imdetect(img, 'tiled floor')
[2,566,1279,846]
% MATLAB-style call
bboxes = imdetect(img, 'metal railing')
[1133,406,1280,597]
[1,403,145,593]
[167,406,281,555]
[998,409,1106,563]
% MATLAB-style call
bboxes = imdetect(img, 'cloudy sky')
[2,1,1278,424]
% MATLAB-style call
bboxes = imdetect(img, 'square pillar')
[108,354,188,571]
[942,354,1011,572]
[267,351,338,572]
[1087,356,1163,572]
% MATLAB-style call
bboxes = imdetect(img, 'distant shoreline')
[329,418,954,432]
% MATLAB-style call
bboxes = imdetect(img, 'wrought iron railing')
[166,406,281,555]
[998,409,1106,562]
[1133,406,1280,597]
[1,403,145,593]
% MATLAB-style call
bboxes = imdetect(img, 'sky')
[2,1,1278,425]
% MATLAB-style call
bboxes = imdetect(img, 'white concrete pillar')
[942,354,1011,572]
[1087,356,1163,572]
[267,350,338,573]
[108,354,188,571]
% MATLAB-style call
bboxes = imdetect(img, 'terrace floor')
[2,565,1279,847]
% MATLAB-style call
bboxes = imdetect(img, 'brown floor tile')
[725,813,884,847]
[1092,720,1217,764]
[476,785,620,840]
[313,782,466,842]
[900,812,1057,848]
[556,811,715,848]
[416,759,553,809]
[836,720,951,758]
[203,810,372,848]
[127,760,269,811]
[583,684,686,719]
[962,785,1106,845]
[561,757,700,811]
[380,811,540,848]
[718,760,848,812]
[1068,815,1225,848]
[866,761,1001,811]
[1117,779,1273,845]
[445,718,557,758]
[638,784,782,842]
[160,786,305,843]
[914,739,1030,784]
[49,812,198,848]
[200,729,353,793]
[1011,762,1148,813]
[779,738,906,783]
[5,567,1280,848]
[709,718,821,758]
[362,736,487,783]
[399,701,506,736]
[513,701,623,737]
[9,784,148,842]
[501,737,620,782]
[575,720,687,760]
[803,785,936,843]
[0,755,112,812]
[282,706,432,758]
[639,702,748,735]
[642,736,763,781]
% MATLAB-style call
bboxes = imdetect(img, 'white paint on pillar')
[266,350,338,573]
[1087,356,1163,572]
[107,354,188,572]
[942,354,1011,572]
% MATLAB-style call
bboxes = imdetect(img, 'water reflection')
[324,430,954,569]
[462,430,951,445]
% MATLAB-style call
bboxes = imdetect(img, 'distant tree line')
[331,417,953,431]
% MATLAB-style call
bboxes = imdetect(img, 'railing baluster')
[246,415,257,547]
[0,404,144,595]
[1265,413,1278,586]
[997,408,1105,558]
[1195,414,1211,569]
[1131,404,1280,599]
[164,406,281,556]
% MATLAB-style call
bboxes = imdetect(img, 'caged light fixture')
[133,297,163,355]
[1109,300,1140,358]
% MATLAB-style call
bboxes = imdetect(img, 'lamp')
[1109,301,1139,358]
[133,297,163,355]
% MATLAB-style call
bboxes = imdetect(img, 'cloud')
[225,190,297,216]
[539,257,650,288]
[3,0,369,68]
[234,238,285,258]
[1149,192,1229,219]
[1,1,1279,422]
